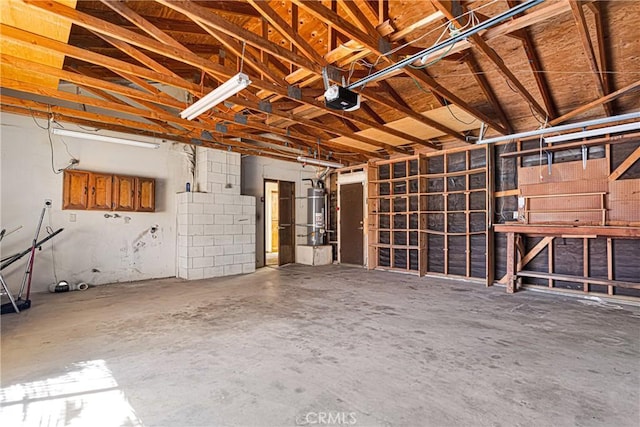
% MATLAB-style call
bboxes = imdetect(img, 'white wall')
[0,113,190,293]
[241,156,321,268]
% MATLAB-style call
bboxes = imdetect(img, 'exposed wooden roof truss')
[1,0,638,163]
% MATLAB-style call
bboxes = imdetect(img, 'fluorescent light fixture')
[477,111,640,144]
[52,128,160,149]
[544,122,640,143]
[297,156,344,169]
[180,72,252,120]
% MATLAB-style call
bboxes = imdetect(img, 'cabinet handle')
[84,187,88,195]
[92,187,95,195]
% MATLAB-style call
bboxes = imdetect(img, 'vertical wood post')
[506,232,517,293]
[583,238,590,292]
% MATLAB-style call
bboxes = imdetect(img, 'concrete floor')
[1,265,639,427]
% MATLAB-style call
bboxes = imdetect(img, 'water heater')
[306,182,326,246]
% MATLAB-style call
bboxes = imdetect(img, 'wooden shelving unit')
[368,155,426,275]
[367,146,490,280]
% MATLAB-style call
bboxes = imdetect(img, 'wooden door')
[278,181,295,265]
[340,182,364,265]
[63,170,90,210]
[135,177,155,212]
[88,172,113,210]
[112,175,136,211]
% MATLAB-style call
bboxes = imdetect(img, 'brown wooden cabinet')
[63,170,155,212]
[135,177,155,212]
[63,170,90,209]
[88,172,113,210]
[112,175,136,211]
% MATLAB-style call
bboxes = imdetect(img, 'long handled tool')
[1,201,63,314]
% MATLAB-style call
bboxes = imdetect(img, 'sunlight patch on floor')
[0,359,143,427]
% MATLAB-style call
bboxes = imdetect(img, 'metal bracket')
[258,100,272,113]
[287,85,302,100]
[378,38,392,55]
[324,65,342,87]
[190,138,203,146]
[200,130,213,141]
[234,113,248,125]
[546,151,553,175]
[215,123,227,134]
[581,145,588,170]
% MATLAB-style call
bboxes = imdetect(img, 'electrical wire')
[47,129,64,175]
[444,98,477,125]
[29,108,49,130]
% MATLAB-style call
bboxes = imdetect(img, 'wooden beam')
[91,32,182,79]
[406,69,508,135]
[506,0,558,119]
[431,1,548,119]
[550,81,640,125]
[246,0,326,66]
[464,52,513,133]
[292,0,504,135]
[195,24,283,84]
[291,0,381,55]
[590,2,612,97]
[2,76,366,159]
[499,236,554,284]
[493,224,640,238]
[360,103,385,125]
[0,22,416,150]
[153,0,320,74]
[360,88,459,145]
[608,145,640,181]
[377,80,412,109]
[339,0,379,36]
[99,0,186,51]
[506,232,517,293]
[517,270,640,291]
[2,54,185,110]
[389,11,444,42]
[569,0,611,116]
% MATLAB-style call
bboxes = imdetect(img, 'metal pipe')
[477,111,640,145]
[347,0,544,90]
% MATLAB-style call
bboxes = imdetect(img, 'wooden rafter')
[0,98,311,163]
[569,0,612,116]
[431,0,548,120]
[588,2,612,96]
[246,0,326,66]
[339,0,379,36]
[21,2,434,151]
[360,103,385,125]
[506,0,558,119]
[153,0,320,74]
[608,146,640,182]
[195,24,284,84]
[291,0,505,135]
[550,80,640,126]
[464,52,512,133]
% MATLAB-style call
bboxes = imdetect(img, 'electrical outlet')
[69,213,76,222]
[45,199,53,207]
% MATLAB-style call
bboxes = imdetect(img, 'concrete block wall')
[195,147,241,194]
[177,148,256,280]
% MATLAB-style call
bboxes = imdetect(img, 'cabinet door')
[112,175,136,211]
[63,170,90,210]
[135,177,155,212]
[88,173,113,210]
